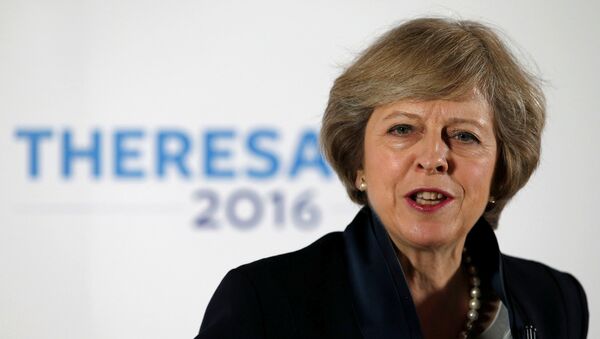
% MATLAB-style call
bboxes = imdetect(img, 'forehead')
[370,95,493,127]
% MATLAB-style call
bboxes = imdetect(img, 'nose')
[416,134,449,174]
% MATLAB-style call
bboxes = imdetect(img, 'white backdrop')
[1,1,598,338]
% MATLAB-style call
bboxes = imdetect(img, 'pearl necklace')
[459,247,482,339]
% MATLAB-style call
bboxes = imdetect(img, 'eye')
[452,131,480,144]
[388,124,413,136]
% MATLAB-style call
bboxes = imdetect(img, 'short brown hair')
[321,17,545,228]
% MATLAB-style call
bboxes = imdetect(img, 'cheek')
[365,149,406,181]
[462,158,496,199]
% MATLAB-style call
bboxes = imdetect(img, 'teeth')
[415,197,442,205]
[415,191,446,201]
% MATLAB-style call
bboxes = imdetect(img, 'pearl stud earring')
[358,178,367,191]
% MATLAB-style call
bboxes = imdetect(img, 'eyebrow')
[382,111,421,121]
[446,117,485,129]
[383,111,485,129]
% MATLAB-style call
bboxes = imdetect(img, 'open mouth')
[406,189,453,211]
[410,191,448,206]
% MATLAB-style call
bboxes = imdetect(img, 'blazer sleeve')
[195,269,265,339]
[558,272,589,339]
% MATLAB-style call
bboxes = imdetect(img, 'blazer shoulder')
[197,231,350,339]
[237,230,346,281]
[196,268,265,339]
[502,254,586,296]
[501,254,589,338]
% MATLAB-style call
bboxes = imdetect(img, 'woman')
[195,18,588,339]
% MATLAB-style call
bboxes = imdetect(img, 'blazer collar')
[343,206,512,339]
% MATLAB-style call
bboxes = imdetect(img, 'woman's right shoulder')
[196,231,351,339]
[235,230,347,284]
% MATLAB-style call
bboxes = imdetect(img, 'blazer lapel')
[343,207,423,339]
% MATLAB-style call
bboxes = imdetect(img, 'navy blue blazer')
[195,207,588,339]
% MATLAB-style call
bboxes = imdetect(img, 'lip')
[404,187,455,213]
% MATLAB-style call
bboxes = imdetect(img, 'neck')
[394,243,470,339]
[395,242,465,294]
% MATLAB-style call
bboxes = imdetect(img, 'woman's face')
[358,95,497,251]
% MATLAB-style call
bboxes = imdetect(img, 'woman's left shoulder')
[501,254,589,337]
[501,254,586,296]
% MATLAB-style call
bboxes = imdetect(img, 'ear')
[355,170,364,189]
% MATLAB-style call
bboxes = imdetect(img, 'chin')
[392,219,465,250]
